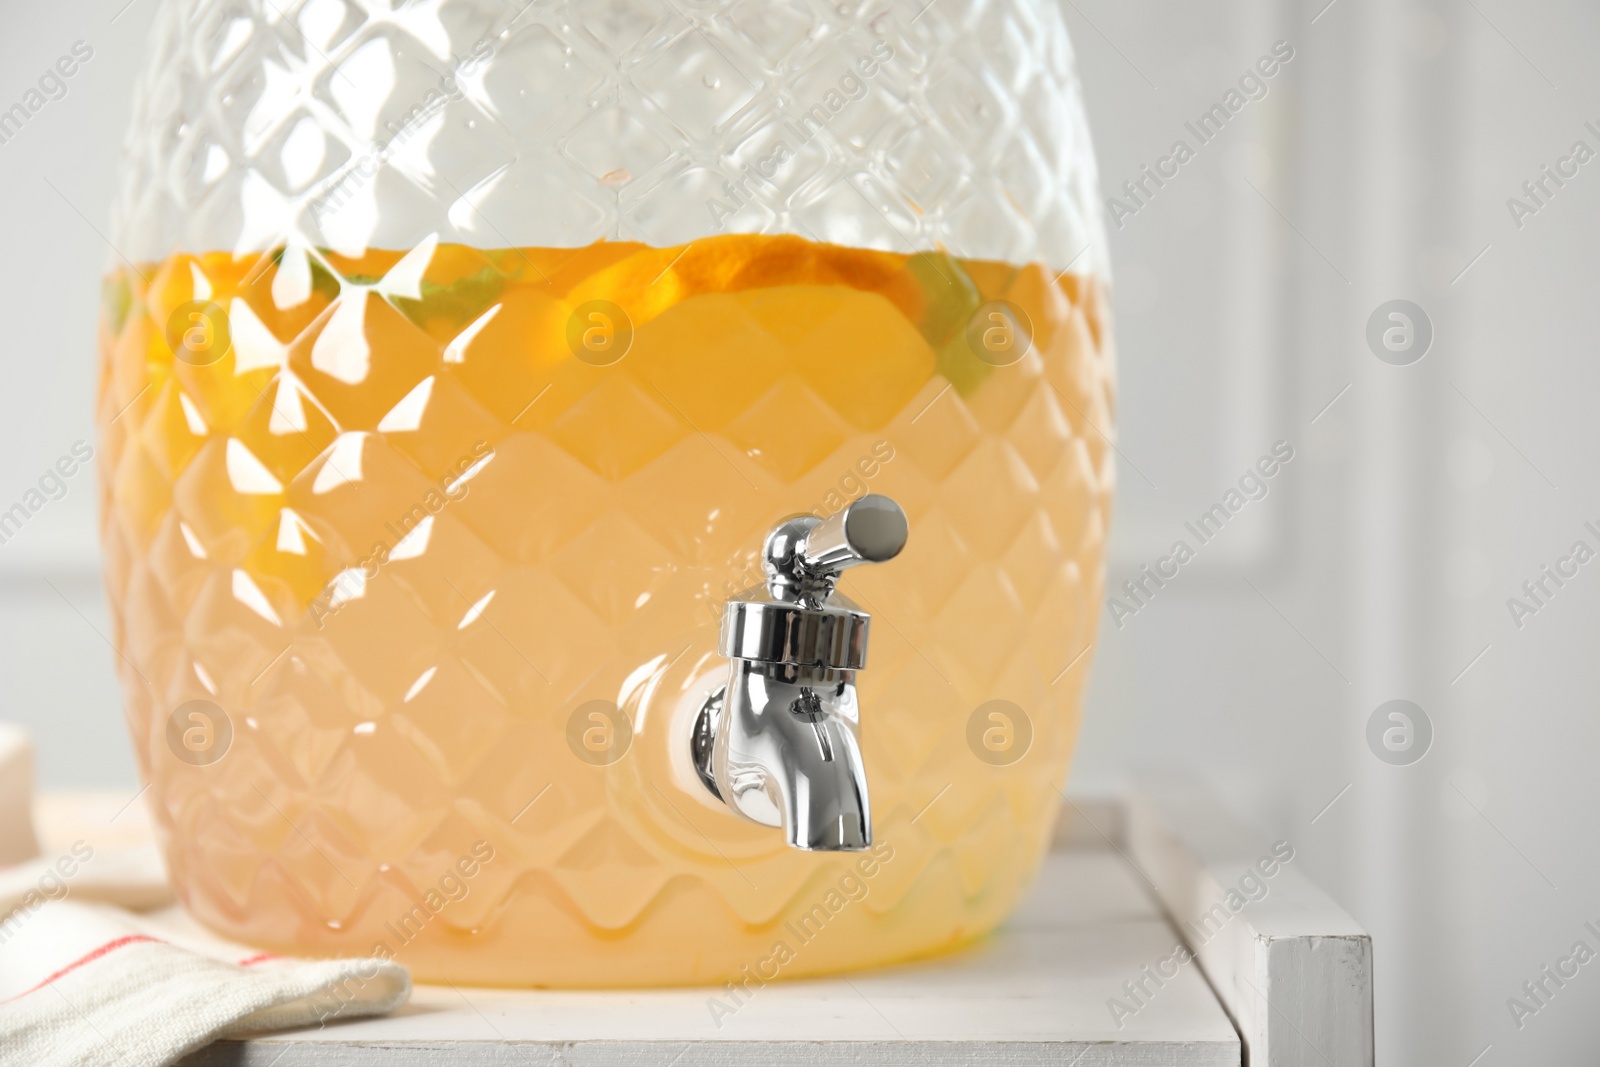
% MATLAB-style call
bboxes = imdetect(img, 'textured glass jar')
[98,0,1114,986]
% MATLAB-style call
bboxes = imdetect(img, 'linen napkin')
[0,901,411,1067]
[0,725,411,1067]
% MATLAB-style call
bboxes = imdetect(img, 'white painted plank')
[182,1040,1232,1066]
[168,852,1238,1066]
[1125,778,1373,1067]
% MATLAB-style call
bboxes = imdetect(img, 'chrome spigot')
[691,495,908,851]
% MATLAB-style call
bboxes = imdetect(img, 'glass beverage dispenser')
[98,0,1114,986]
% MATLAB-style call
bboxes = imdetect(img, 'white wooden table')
[176,845,1235,1066]
[34,782,1371,1066]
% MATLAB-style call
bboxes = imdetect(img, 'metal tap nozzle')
[691,494,907,851]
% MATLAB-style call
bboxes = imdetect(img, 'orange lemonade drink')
[96,234,1113,986]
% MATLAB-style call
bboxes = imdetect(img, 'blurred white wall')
[0,2,149,790]
[1065,0,1600,1063]
[1,0,1597,1063]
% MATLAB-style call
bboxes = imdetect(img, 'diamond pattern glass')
[99,0,1115,986]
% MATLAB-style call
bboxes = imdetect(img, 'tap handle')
[802,494,908,577]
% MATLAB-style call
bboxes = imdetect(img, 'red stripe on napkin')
[0,934,164,1005]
